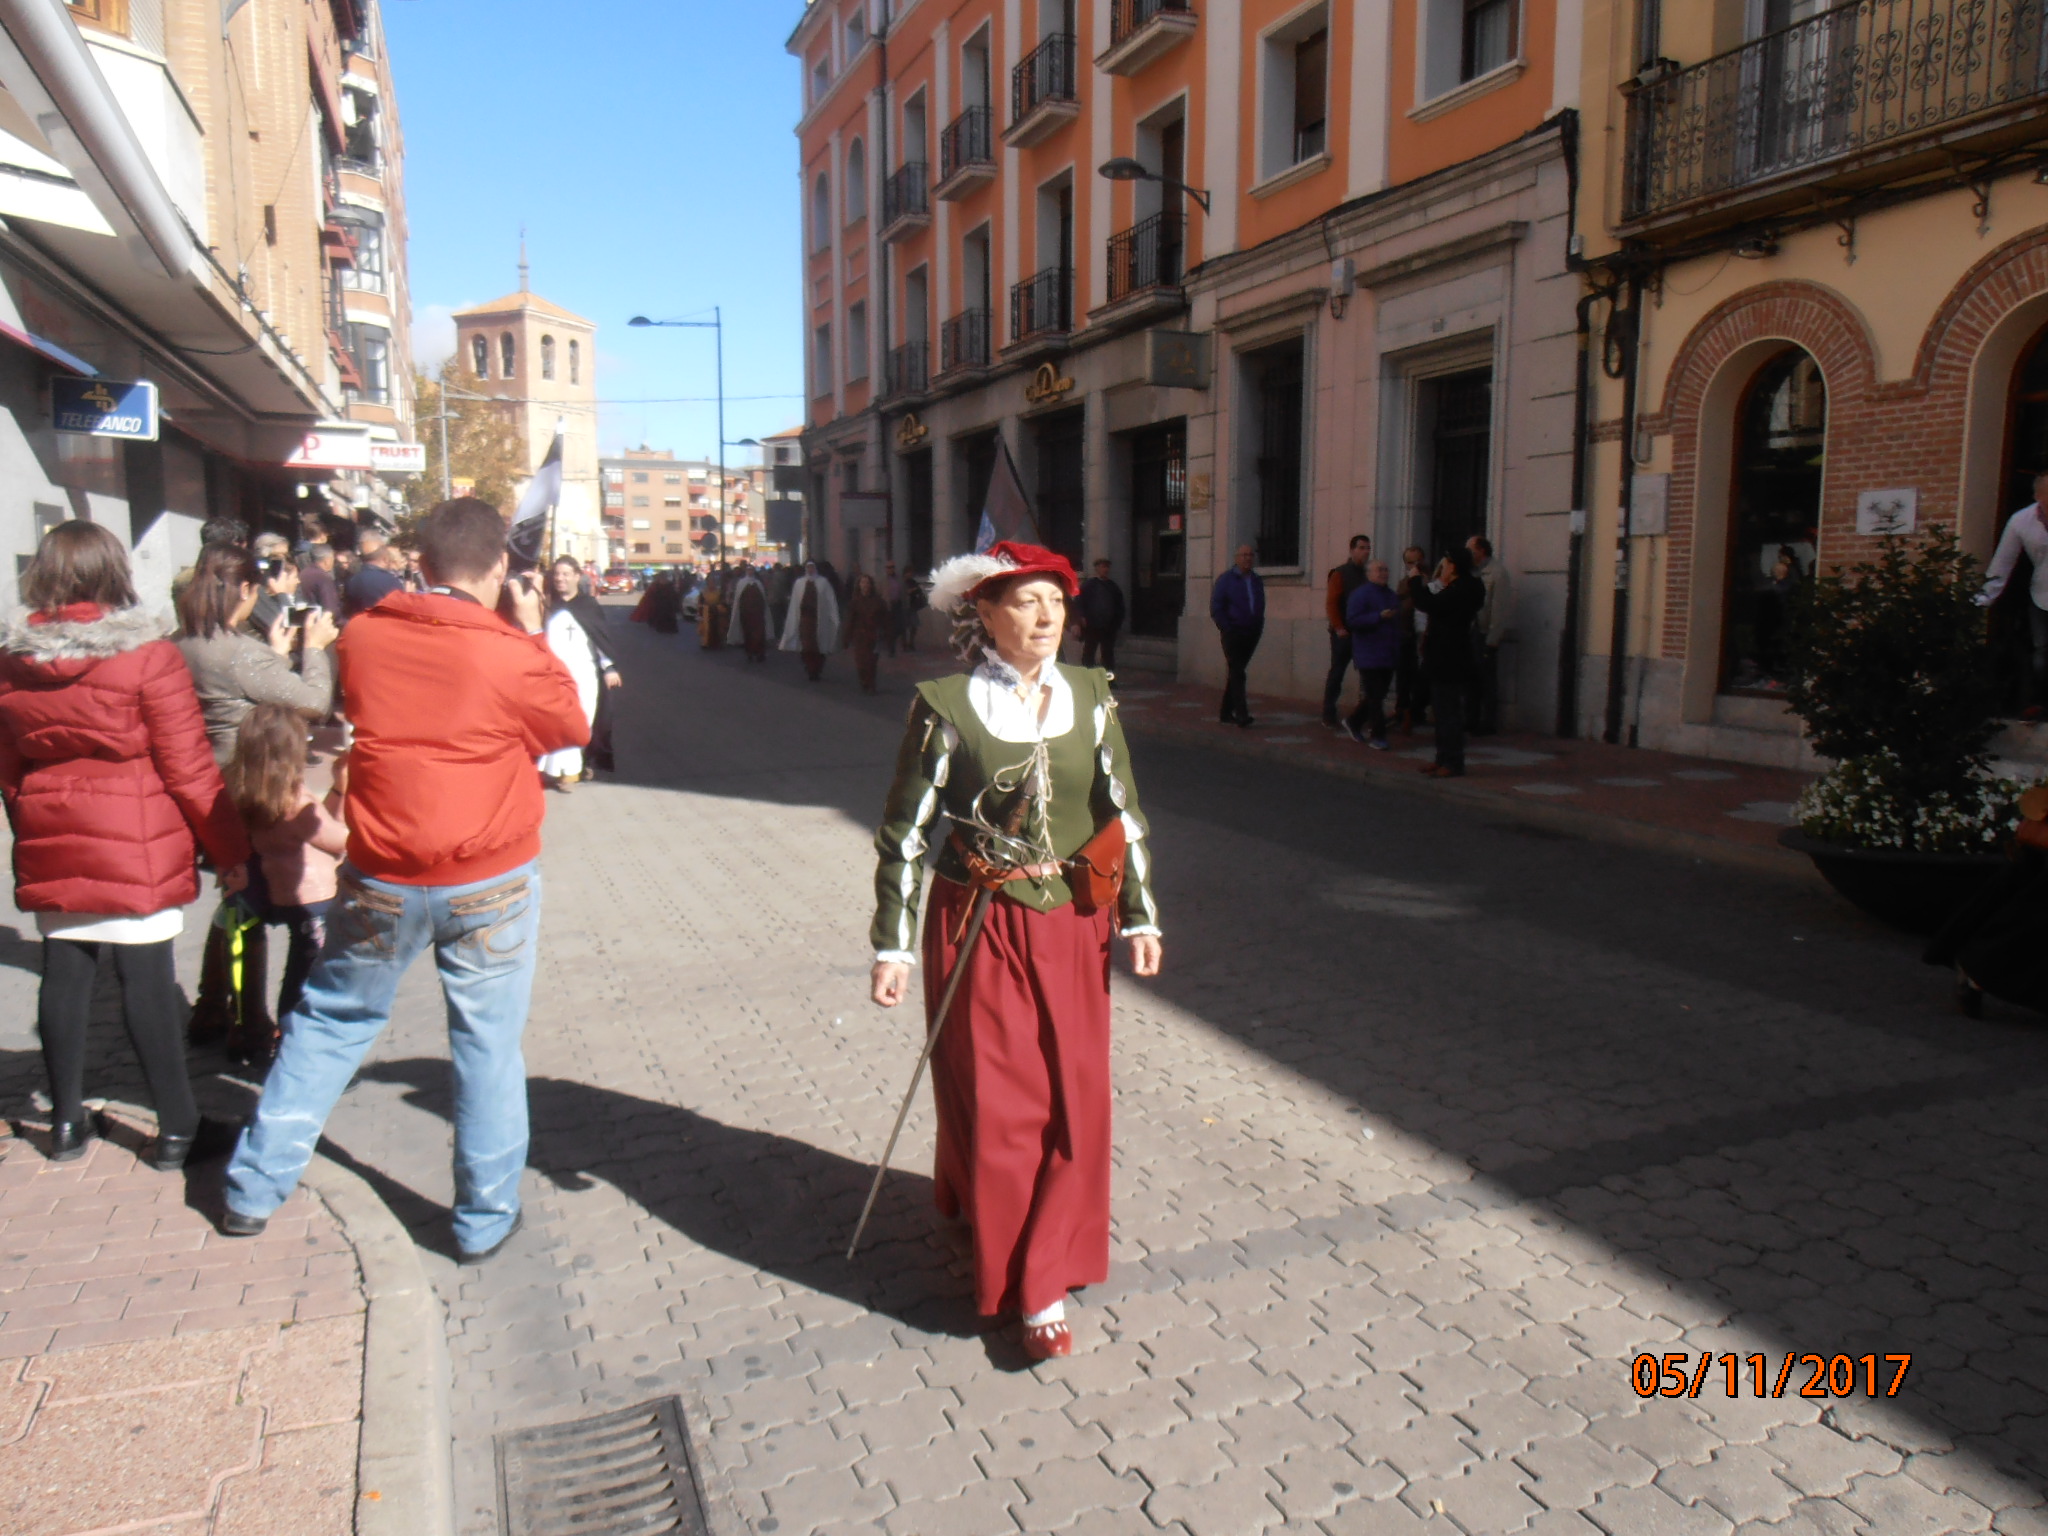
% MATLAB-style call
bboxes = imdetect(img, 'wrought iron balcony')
[1106,212,1185,304]
[1011,265,1073,345]
[939,308,992,373]
[880,162,930,240]
[1009,35,1079,146]
[1102,0,1198,74]
[1624,0,2048,230]
[884,340,929,398]
[938,106,997,197]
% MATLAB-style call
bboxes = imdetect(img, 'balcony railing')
[1106,212,1184,304]
[940,106,995,181]
[1112,0,1193,44]
[1011,265,1073,343]
[1012,34,1078,123]
[940,308,991,373]
[882,161,929,229]
[1624,0,2048,221]
[885,340,929,397]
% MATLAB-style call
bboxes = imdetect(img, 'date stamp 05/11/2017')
[1632,1352,1912,1400]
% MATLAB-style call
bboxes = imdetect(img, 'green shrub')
[1788,528,2017,851]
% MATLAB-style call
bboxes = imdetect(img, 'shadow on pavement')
[358,1058,987,1339]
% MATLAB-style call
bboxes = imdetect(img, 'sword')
[846,778,1037,1261]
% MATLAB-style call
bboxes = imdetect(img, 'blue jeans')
[225,861,543,1254]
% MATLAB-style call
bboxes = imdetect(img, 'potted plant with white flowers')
[1780,527,2026,931]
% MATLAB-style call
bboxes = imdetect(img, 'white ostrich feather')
[926,552,1016,614]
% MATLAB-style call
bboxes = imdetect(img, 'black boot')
[226,928,278,1068]
[48,1112,98,1162]
[187,922,236,1045]
[151,1115,241,1173]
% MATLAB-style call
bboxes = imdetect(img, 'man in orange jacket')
[223,499,588,1262]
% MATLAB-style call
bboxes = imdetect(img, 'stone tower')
[452,256,601,563]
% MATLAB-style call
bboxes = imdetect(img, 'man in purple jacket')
[1342,560,1404,748]
[1210,543,1265,727]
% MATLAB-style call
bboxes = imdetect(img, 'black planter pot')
[1778,827,2006,934]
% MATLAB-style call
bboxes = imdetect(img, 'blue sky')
[382,1,807,461]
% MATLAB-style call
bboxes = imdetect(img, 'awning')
[0,315,95,374]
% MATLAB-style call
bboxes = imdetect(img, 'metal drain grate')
[496,1396,710,1536]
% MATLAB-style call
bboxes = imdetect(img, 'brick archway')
[1645,281,1877,666]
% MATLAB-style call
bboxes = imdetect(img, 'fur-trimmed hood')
[3,604,174,669]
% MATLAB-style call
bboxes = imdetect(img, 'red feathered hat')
[927,541,1081,611]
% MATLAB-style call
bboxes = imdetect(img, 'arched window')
[500,332,516,378]
[812,171,831,251]
[541,334,557,381]
[471,334,488,378]
[568,338,581,385]
[1724,348,1825,695]
[845,138,867,222]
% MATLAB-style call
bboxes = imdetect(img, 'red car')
[598,567,633,595]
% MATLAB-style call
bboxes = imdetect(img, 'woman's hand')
[603,668,623,690]
[1127,934,1162,977]
[266,609,294,656]
[871,960,911,1008]
[303,609,338,652]
[218,863,250,896]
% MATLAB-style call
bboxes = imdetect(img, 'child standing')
[225,704,347,1057]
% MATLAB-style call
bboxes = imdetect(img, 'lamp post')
[1097,156,1212,213]
[629,310,731,564]
[423,381,496,503]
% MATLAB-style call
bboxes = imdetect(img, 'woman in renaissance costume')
[868,541,1162,1361]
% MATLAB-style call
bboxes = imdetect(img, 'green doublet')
[870,663,1159,956]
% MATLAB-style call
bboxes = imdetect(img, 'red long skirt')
[922,876,1113,1318]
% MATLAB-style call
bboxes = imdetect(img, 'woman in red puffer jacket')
[0,522,250,1169]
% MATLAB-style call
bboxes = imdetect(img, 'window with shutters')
[1256,5,1331,182]
[65,0,128,35]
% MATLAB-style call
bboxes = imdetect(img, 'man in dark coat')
[1210,544,1265,728]
[1321,535,1371,729]
[1409,547,1487,778]
[1076,559,1126,673]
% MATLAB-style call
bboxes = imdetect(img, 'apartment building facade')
[0,0,417,612]
[1572,0,2048,768]
[602,448,767,569]
[790,0,1582,722]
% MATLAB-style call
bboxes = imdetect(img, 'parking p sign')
[52,377,158,441]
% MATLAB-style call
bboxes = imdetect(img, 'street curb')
[1127,716,1826,886]
[302,1154,455,1536]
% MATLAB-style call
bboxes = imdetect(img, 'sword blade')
[845,888,995,1261]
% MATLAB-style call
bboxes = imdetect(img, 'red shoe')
[1021,1320,1072,1361]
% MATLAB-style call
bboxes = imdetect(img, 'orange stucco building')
[791,0,1582,720]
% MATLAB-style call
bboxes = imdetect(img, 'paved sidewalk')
[0,1106,365,1536]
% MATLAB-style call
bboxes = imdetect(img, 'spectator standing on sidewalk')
[1980,482,2048,718]
[0,522,251,1169]
[1076,558,1126,673]
[1394,545,1431,733]
[248,534,298,636]
[342,529,404,620]
[297,542,341,617]
[226,703,348,1032]
[1342,560,1403,749]
[1321,535,1371,729]
[221,498,588,1261]
[1210,544,1265,727]
[1411,548,1486,778]
[1466,535,1513,735]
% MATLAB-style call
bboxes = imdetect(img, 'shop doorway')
[1417,368,1492,559]
[904,449,934,573]
[959,430,998,537]
[1993,323,2048,713]
[1128,420,1186,638]
[1722,347,1825,695]
[1033,408,1086,562]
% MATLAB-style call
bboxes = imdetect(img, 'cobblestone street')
[16,614,2048,1536]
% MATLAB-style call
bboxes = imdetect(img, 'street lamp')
[629,310,732,563]
[1098,157,1212,214]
